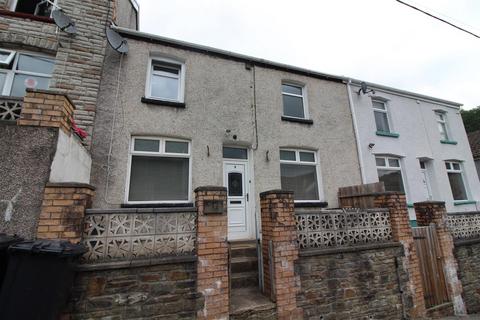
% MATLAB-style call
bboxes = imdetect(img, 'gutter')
[346,79,366,184]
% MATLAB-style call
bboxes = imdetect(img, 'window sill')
[141,97,186,108]
[407,203,414,208]
[294,201,328,208]
[0,9,54,23]
[376,131,400,138]
[121,202,194,209]
[453,200,476,206]
[440,140,458,145]
[281,116,313,125]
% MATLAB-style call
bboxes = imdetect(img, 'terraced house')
[1,1,480,320]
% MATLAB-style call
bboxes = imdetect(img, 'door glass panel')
[223,147,247,159]
[228,172,243,196]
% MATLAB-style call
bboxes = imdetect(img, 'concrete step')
[230,287,276,320]
[230,240,258,259]
[231,256,258,274]
[231,271,259,289]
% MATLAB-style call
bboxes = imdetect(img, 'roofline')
[112,26,346,83]
[112,26,464,108]
[347,78,463,108]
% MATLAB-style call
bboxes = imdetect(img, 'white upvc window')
[281,83,308,119]
[375,156,405,193]
[435,112,449,141]
[146,57,185,102]
[10,0,57,17]
[279,149,321,201]
[372,100,391,132]
[126,137,191,204]
[445,161,468,201]
[0,49,55,97]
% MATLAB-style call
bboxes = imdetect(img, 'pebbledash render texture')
[0,0,134,145]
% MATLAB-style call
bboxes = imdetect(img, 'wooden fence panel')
[412,226,449,308]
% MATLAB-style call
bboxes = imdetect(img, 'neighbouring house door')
[223,160,252,240]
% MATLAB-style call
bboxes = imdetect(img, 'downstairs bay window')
[127,137,191,203]
[280,149,320,201]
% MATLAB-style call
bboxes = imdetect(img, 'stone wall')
[297,244,407,320]
[454,239,480,314]
[0,0,114,145]
[65,261,202,319]
[0,122,58,239]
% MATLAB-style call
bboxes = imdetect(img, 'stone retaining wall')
[64,261,202,319]
[297,243,408,320]
[454,239,480,314]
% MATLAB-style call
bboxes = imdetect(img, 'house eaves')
[347,78,463,109]
[112,26,346,84]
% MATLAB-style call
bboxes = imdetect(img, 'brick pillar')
[18,89,75,135]
[374,192,427,319]
[260,190,303,320]
[37,182,95,243]
[195,186,229,320]
[414,201,467,315]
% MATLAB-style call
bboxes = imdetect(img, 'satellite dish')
[52,9,77,34]
[106,27,129,54]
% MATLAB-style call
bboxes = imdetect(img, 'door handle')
[246,193,249,202]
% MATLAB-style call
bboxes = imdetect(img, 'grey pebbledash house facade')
[90,27,363,241]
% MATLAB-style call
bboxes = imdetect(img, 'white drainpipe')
[346,79,366,184]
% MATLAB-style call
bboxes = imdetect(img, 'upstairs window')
[0,49,55,97]
[435,112,449,141]
[147,58,185,102]
[376,156,405,192]
[372,100,390,132]
[127,137,191,203]
[445,161,468,201]
[282,83,307,119]
[10,0,56,17]
[280,149,320,201]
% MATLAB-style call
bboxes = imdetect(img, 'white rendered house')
[347,80,480,223]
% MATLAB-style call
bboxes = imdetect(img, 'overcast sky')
[136,0,480,110]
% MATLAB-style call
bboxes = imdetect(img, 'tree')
[461,106,480,133]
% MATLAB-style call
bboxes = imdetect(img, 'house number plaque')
[204,200,225,214]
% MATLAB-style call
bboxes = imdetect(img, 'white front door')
[223,161,252,240]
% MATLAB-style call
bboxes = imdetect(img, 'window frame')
[0,49,55,97]
[281,82,309,120]
[9,0,58,17]
[372,99,392,133]
[279,148,322,203]
[375,155,406,193]
[435,111,450,141]
[145,56,186,103]
[0,49,16,67]
[445,161,469,201]
[125,136,192,204]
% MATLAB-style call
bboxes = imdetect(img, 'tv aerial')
[38,0,77,34]
[106,27,129,54]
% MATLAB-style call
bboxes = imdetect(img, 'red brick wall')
[37,182,94,243]
[260,190,303,320]
[414,201,467,316]
[374,192,427,319]
[18,89,75,135]
[194,186,229,320]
